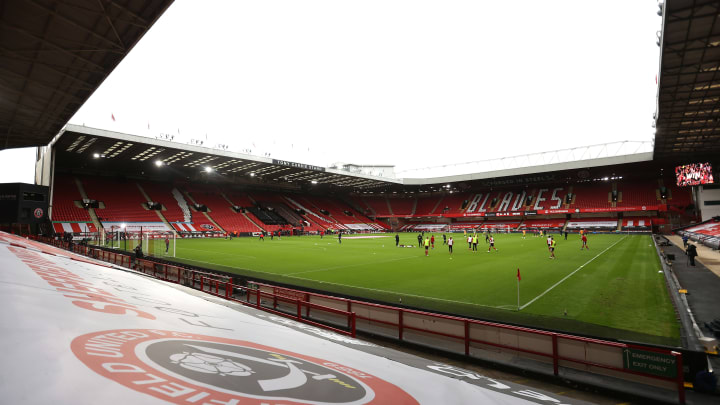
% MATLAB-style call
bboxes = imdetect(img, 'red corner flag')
[111,113,115,121]
[517,268,521,281]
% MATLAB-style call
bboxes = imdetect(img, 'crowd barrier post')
[464,320,470,356]
[552,334,559,376]
[398,310,404,340]
[673,351,685,404]
[350,312,356,338]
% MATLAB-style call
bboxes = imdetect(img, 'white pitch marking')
[519,235,628,310]
[282,276,509,310]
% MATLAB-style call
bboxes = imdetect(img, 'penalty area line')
[519,235,628,311]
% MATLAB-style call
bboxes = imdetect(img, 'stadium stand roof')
[53,124,400,189]
[654,0,720,161]
[0,0,174,150]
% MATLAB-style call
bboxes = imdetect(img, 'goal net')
[121,231,176,258]
[143,232,176,258]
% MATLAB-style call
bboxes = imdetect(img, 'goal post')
[142,232,176,258]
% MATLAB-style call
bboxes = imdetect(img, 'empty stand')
[51,174,91,222]
[388,197,414,216]
[622,216,652,229]
[363,197,391,216]
[414,196,444,216]
[570,184,612,209]
[139,181,186,222]
[83,176,159,222]
[665,184,693,206]
[189,190,262,233]
[440,193,470,214]
[617,182,658,208]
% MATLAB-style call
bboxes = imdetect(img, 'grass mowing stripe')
[180,247,257,260]
[286,255,419,276]
[282,275,510,310]
[519,235,627,310]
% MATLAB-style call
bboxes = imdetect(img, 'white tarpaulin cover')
[0,231,588,405]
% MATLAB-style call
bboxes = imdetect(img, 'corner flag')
[516,268,521,311]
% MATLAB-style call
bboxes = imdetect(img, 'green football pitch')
[147,232,680,345]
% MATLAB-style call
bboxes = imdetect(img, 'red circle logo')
[33,208,43,219]
[72,329,417,404]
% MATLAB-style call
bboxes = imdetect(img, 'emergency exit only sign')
[623,348,677,378]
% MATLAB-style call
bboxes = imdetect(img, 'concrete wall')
[698,185,720,221]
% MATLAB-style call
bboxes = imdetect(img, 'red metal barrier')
[201,277,356,337]
[250,280,685,403]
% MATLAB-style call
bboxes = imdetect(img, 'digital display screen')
[675,163,714,187]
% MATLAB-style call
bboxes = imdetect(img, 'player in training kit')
[522,229,526,239]
[431,235,435,249]
[259,232,265,241]
[443,234,447,245]
[472,234,478,251]
[165,237,170,253]
[581,234,589,250]
[487,236,498,252]
[549,237,556,259]
[424,237,430,256]
[546,235,553,255]
[467,235,473,250]
[448,236,454,255]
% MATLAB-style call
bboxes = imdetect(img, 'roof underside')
[54,126,397,189]
[0,0,174,150]
[655,0,720,161]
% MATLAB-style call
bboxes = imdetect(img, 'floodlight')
[93,153,100,158]
[311,180,318,184]
[204,166,212,173]
[120,223,126,229]
[155,160,163,167]
[249,173,255,177]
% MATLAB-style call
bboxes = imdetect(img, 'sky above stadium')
[1,0,661,182]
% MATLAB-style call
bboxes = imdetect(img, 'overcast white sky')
[0,0,661,183]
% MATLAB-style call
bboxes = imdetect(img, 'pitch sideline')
[283,275,510,310]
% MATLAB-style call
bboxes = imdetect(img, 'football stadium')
[2,1,720,404]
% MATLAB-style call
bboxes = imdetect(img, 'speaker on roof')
[461,200,469,210]
[565,193,573,204]
[82,200,100,209]
[611,190,618,202]
[659,186,668,199]
[526,196,533,205]
[147,201,162,210]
